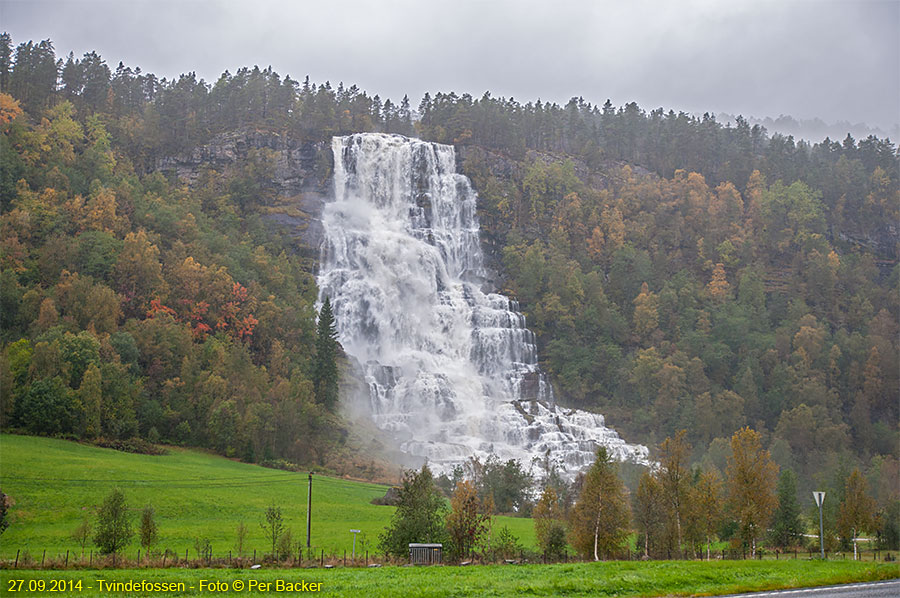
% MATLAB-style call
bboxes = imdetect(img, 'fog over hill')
[718,113,900,144]
[3,0,898,132]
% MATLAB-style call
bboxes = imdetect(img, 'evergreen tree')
[771,469,803,549]
[313,297,340,411]
[0,33,12,92]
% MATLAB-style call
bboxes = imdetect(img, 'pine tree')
[313,297,340,411]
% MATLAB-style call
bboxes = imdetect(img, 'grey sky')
[2,0,898,130]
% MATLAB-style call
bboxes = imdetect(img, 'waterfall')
[318,133,648,476]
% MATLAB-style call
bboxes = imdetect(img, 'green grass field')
[1,560,897,597]
[0,434,536,559]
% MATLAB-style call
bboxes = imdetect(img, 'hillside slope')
[0,434,538,558]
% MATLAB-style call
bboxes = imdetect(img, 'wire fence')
[2,546,895,570]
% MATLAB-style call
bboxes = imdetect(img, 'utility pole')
[813,491,826,559]
[307,472,313,548]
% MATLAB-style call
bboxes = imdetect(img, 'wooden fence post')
[14,549,19,568]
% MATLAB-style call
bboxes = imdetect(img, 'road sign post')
[350,529,360,559]
[813,491,826,559]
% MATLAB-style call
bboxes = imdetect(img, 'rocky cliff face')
[157,129,334,260]
[155,133,546,282]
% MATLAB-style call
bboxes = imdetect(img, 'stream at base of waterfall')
[318,133,648,478]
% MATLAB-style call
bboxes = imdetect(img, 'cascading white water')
[318,133,648,476]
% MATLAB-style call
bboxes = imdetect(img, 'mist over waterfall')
[318,133,648,476]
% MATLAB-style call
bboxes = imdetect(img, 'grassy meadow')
[1,560,897,597]
[0,435,537,559]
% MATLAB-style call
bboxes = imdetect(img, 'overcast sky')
[2,0,898,130]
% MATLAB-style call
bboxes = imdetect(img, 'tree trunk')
[644,532,649,558]
[852,528,858,561]
[675,511,683,559]
[592,491,604,562]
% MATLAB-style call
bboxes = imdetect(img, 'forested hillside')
[0,35,897,500]
[0,35,346,470]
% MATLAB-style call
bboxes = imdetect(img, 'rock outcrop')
[157,129,334,260]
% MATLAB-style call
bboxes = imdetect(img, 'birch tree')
[726,427,778,557]
[569,448,630,560]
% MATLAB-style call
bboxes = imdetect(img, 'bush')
[544,522,568,559]
[94,436,166,455]
[489,526,523,560]
[277,529,294,561]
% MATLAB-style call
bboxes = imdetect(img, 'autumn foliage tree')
[445,480,489,561]
[533,486,568,559]
[689,469,723,560]
[838,469,876,560]
[658,430,692,558]
[726,427,779,557]
[633,470,665,558]
[569,448,630,561]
